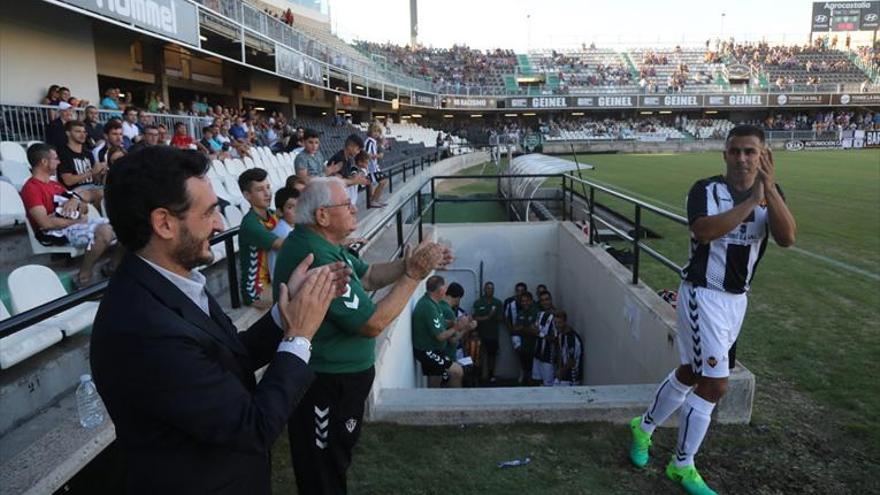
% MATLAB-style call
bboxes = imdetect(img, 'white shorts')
[531,359,555,386]
[676,282,747,378]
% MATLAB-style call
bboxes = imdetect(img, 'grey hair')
[294,176,346,225]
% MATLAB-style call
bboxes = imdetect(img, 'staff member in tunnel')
[272,177,453,494]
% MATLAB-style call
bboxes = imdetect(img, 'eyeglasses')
[322,201,353,210]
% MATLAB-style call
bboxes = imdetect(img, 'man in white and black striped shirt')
[628,125,797,495]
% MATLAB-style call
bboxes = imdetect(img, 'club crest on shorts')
[345,418,358,433]
[707,356,718,368]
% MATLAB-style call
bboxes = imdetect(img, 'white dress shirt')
[139,256,309,362]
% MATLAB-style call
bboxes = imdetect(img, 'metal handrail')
[0,168,692,343]
[0,226,239,340]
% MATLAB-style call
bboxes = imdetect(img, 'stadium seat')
[24,214,84,258]
[0,301,64,369]
[8,265,99,337]
[0,141,27,163]
[0,159,31,190]
[222,205,243,252]
[0,180,27,227]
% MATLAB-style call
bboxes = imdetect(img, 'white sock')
[640,370,693,435]
[673,393,716,468]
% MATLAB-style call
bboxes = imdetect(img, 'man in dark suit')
[91,146,349,494]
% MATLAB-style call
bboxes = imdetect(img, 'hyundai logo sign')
[865,13,879,22]
[815,14,828,23]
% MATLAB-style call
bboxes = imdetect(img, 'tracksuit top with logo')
[238,209,278,306]
[411,294,447,353]
[682,175,784,294]
[272,226,376,374]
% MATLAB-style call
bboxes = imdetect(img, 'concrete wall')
[0,2,100,104]
[433,222,559,379]
[94,37,155,84]
[555,222,680,385]
[244,72,289,103]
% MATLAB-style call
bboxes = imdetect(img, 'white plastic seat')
[0,159,31,190]
[222,205,244,252]
[0,300,64,369]
[8,265,98,337]
[24,216,84,257]
[0,180,27,227]
[225,158,246,177]
[0,141,27,163]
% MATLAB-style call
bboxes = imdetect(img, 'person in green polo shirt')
[512,291,539,386]
[411,275,465,388]
[272,176,452,495]
[473,281,504,383]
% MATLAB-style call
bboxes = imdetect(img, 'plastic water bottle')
[76,374,105,429]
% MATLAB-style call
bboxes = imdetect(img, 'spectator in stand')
[22,143,116,286]
[199,125,229,160]
[170,122,203,152]
[268,187,299,276]
[532,291,557,386]
[364,123,388,207]
[106,145,127,166]
[145,90,165,113]
[553,310,583,386]
[412,275,466,388]
[230,116,249,141]
[328,134,370,204]
[472,281,503,383]
[45,102,75,151]
[511,291,539,386]
[58,87,89,108]
[58,120,106,205]
[237,168,285,308]
[93,119,124,166]
[41,85,61,106]
[100,88,124,111]
[128,124,160,154]
[156,123,169,145]
[122,107,141,148]
[294,128,339,183]
[83,106,104,149]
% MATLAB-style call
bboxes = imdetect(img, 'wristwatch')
[282,335,312,351]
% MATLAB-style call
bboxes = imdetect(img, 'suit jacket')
[91,253,314,494]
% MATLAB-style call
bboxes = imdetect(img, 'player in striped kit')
[628,125,796,495]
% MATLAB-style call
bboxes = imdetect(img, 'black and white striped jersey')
[682,176,784,294]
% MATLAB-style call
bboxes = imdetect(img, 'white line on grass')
[578,176,880,282]
[789,247,880,282]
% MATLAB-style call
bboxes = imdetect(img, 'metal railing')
[0,148,441,342]
[0,226,240,340]
[0,104,210,144]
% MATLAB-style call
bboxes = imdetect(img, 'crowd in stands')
[20,85,415,291]
[856,41,880,74]
[750,110,879,132]
[355,42,516,91]
[412,279,583,388]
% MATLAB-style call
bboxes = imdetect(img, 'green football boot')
[628,416,652,468]
[666,460,718,495]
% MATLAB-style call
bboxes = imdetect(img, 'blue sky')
[328,0,820,50]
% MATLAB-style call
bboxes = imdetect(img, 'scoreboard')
[811,1,880,31]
